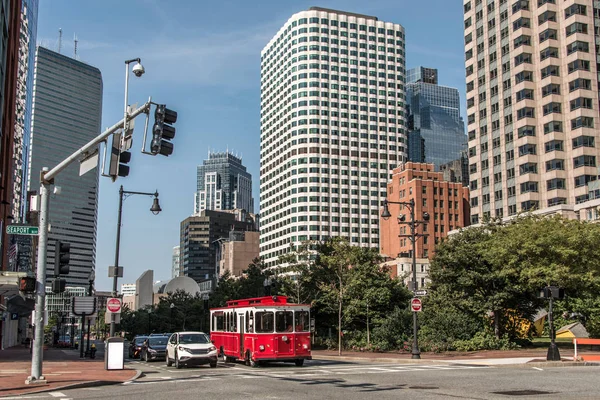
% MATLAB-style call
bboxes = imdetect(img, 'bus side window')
[245,311,249,333]
[232,312,237,332]
[249,311,254,333]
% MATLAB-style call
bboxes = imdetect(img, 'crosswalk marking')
[49,393,66,398]
[127,362,489,386]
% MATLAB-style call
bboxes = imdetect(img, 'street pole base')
[411,353,421,359]
[25,376,48,385]
[546,343,561,361]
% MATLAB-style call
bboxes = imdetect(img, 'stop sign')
[410,297,422,312]
[107,298,122,313]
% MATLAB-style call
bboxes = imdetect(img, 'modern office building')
[259,7,407,266]
[26,46,103,286]
[6,0,39,275]
[172,245,180,278]
[194,151,254,215]
[120,283,136,296]
[464,0,600,223]
[406,66,467,169]
[217,230,260,277]
[380,162,470,260]
[12,0,38,224]
[180,209,258,283]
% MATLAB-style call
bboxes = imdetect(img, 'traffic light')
[108,132,132,181]
[19,277,36,293]
[151,104,177,156]
[54,240,70,277]
[52,278,66,294]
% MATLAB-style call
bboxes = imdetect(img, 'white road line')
[49,393,66,398]
[532,367,544,371]
[160,376,172,379]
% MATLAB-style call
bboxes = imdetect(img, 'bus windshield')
[295,310,310,332]
[275,311,294,332]
[255,311,274,333]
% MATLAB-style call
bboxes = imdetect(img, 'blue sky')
[37,0,465,291]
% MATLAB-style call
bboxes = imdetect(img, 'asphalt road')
[7,358,599,400]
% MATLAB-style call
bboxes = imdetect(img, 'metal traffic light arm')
[27,100,152,384]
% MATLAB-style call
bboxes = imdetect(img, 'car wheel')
[295,359,304,367]
[210,362,217,368]
[175,352,182,369]
[166,354,172,367]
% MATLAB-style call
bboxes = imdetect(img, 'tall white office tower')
[259,7,407,267]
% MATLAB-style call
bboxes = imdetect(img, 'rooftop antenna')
[58,28,62,54]
[74,33,78,59]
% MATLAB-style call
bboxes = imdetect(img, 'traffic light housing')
[54,240,70,277]
[151,104,177,156]
[52,278,66,294]
[108,132,132,181]
[19,277,36,293]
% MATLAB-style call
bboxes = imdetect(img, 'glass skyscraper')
[406,66,466,169]
[194,151,254,215]
[27,46,103,286]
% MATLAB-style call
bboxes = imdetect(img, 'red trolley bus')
[210,295,312,367]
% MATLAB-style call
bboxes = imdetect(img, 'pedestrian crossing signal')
[19,277,36,293]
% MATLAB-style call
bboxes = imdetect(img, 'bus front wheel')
[295,359,304,367]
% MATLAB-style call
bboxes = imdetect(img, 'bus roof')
[210,295,309,310]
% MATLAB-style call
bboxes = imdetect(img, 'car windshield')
[149,337,168,346]
[134,337,148,344]
[179,334,209,344]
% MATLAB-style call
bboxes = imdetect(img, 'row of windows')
[262,18,402,64]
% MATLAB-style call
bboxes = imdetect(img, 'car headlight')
[148,348,157,353]
[208,345,217,352]
[259,345,265,351]
[303,344,309,350]
[178,346,192,353]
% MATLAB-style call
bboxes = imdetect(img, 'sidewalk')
[311,347,595,367]
[0,345,138,398]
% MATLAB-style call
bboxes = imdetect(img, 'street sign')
[6,225,39,236]
[72,297,97,316]
[414,290,428,297]
[107,298,122,314]
[410,297,422,312]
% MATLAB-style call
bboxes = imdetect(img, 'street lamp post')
[169,303,175,332]
[147,309,152,335]
[109,186,161,337]
[381,198,429,359]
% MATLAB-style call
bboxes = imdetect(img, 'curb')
[0,369,142,398]
[312,355,600,368]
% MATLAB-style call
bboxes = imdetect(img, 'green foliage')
[426,215,600,347]
[453,331,520,352]
[370,307,412,351]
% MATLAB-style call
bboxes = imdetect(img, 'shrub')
[418,307,482,352]
[370,306,412,351]
[453,331,520,352]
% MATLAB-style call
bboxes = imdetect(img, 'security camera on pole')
[26,56,179,384]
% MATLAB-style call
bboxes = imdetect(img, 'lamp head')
[398,214,406,222]
[423,212,430,221]
[381,199,391,220]
[150,195,161,215]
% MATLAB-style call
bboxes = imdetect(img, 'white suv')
[166,332,218,369]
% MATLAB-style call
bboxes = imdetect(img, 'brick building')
[380,162,470,261]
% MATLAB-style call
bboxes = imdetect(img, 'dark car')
[128,335,148,359]
[141,336,169,362]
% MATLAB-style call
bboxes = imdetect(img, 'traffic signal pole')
[29,181,50,383]
[26,101,151,385]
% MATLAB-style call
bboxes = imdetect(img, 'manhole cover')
[492,390,555,396]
